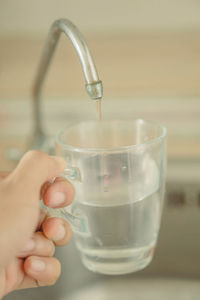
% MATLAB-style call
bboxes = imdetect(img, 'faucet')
[8,18,103,159]
[31,18,103,153]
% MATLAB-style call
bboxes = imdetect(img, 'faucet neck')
[32,18,103,136]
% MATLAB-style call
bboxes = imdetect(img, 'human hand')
[0,151,75,298]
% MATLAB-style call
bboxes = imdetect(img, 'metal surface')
[68,278,200,300]
[10,19,103,156]
[32,18,102,152]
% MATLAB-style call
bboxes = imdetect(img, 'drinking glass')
[47,119,166,275]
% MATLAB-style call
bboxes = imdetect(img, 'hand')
[0,151,75,298]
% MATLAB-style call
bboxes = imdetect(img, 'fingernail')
[49,192,66,207]
[53,224,65,241]
[22,239,35,252]
[31,258,46,272]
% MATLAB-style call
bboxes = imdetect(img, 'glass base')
[81,245,154,275]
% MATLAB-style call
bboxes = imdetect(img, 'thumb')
[9,150,66,188]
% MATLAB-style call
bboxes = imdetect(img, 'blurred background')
[1,1,200,299]
[1,0,200,100]
[0,0,200,165]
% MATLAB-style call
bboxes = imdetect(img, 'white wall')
[1,0,200,36]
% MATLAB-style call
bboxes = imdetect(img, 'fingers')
[19,215,72,256]
[18,210,72,258]
[42,217,72,246]
[0,151,67,263]
[43,177,75,208]
[18,232,55,258]
[36,209,47,231]
[23,256,61,287]
[6,257,61,293]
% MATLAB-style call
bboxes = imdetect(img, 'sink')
[68,277,200,300]
[5,205,200,300]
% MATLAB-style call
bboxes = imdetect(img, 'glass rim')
[56,119,167,153]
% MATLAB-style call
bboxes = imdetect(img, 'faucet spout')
[32,18,103,150]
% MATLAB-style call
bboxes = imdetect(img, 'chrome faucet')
[31,18,103,152]
[8,18,103,159]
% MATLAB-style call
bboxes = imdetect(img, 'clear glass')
[52,119,167,275]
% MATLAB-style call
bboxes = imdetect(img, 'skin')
[0,151,75,298]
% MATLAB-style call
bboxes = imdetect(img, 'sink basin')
[68,277,200,300]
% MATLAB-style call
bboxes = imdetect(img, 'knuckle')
[49,276,59,286]
[37,279,57,287]
[65,225,73,242]
[55,260,61,277]
[70,185,75,201]
[55,225,72,246]
[24,150,48,162]
[48,241,55,256]
[45,278,58,286]
[25,150,48,159]
[35,232,55,256]
[51,259,61,283]
[38,276,59,287]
